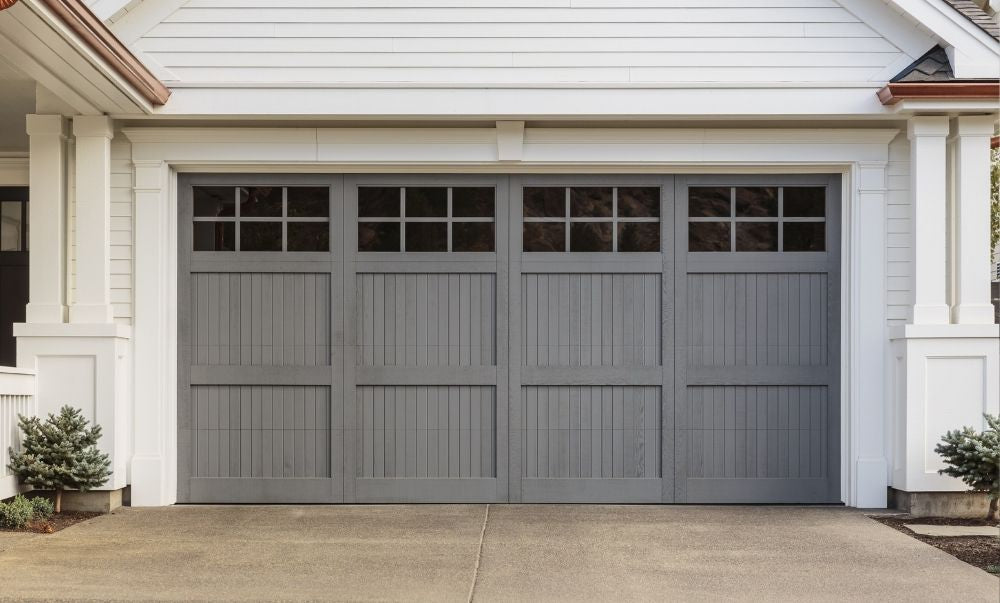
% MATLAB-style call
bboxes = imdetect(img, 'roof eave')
[34,0,169,106]
[877,81,1000,105]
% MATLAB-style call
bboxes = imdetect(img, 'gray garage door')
[177,174,839,504]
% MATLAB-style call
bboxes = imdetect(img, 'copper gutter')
[36,0,170,105]
[0,1,20,10]
[878,81,1000,105]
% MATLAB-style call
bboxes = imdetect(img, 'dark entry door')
[0,188,28,367]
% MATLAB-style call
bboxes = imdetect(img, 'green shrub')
[0,495,36,529]
[936,414,1000,522]
[29,496,53,520]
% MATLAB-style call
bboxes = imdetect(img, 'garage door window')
[523,186,660,252]
[192,186,330,252]
[358,186,495,252]
[688,186,825,252]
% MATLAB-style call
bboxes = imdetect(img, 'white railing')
[0,367,35,501]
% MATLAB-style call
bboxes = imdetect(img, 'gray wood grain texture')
[521,273,660,367]
[520,385,660,480]
[356,273,496,367]
[190,385,333,479]
[356,386,496,479]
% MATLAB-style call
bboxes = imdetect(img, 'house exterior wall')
[130,3,926,86]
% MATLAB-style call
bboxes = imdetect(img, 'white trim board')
[0,158,29,186]
[123,125,896,508]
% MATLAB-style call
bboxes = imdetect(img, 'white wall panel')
[132,1,915,85]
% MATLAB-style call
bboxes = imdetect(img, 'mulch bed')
[870,514,1000,575]
[0,511,102,534]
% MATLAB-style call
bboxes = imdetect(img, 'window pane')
[688,222,730,252]
[570,222,612,252]
[735,222,778,252]
[618,187,660,218]
[523,187,565,218]
[358,222,400,252]
[618,222,660,252]
[453,188,495,217]
[570,187,613,218]
[783,222,826,252]
[689,187,731,218]
[406,188,447,218]
[288,223,330,252]
[240,222,282,251]
[193,222,235,251]
[523,222,565,252]
[239,187,283,218]
[453,222,495,252]
[406,222,448,252]
[287,187,329,218]
[735,187,778,218]
[1,201,21,251]
[359,187,401,217]
[783,187,825,217]
[193,187,235,218]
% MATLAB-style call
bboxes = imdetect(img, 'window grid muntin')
[522,186,660,252]
[688,186,825,253]
[357,186,496,253]
[192,186,330,252]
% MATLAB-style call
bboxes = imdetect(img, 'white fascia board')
[4,1,150,114]
[136,86,896,120]
[886,0,1000,78]
[888,98,1000,112]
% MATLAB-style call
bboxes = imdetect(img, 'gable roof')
[942,0,999,40]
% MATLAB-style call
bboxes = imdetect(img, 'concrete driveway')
[0,505,995,602]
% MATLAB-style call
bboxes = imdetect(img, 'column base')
[952,304,997,325]
[14,322,132,492]
[889,324,1000,493]
[889,488,991,519]
[29,488,124,513]
[910,304,950,325]
[69,303,115,324]
[24,303,66,325]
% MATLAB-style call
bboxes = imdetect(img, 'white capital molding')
[73,115,115,139]
[496,121,525,162]
[25,114,69,138]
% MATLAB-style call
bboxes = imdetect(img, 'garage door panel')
[356,272,496,367]
[675,175,840,504]
[686,272,829,368]
[190,385,333,479]
[521,386,661,480]
[521,273,660,367]
[191,272,332,367]
[683,385,827,481]
[357,385,496,479]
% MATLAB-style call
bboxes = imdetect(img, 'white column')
[951,115,997,325]
[907,117,950,325]
[130,160,177,506]
[852,162,889,508]
[70,116,114,324]
[24,115,68,324]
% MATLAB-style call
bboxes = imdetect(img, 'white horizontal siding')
[133,1,912,85]
[110,134,133,326]
[886,133,912,327]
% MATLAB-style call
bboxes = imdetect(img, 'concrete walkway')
[0,506,995,601]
